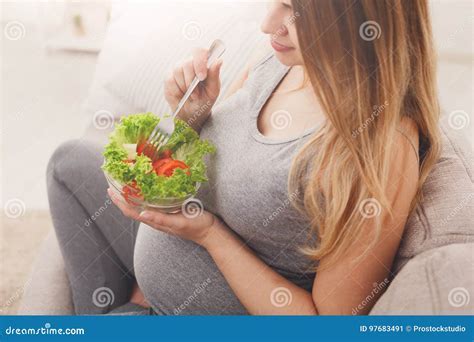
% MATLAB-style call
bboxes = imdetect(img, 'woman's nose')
[274,24,289,38]
[261,7,288,37]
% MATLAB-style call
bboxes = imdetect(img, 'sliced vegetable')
[123,143,137,161]
[122,181,143,205]
[152,158,172,172]
[136,142,146,156]
[157,160,190,177]
[160,149,172,159]
[136,141,155,159]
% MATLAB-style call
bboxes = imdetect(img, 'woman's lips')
[271,40,294,52]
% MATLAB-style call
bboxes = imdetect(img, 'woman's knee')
[47,139,102,185]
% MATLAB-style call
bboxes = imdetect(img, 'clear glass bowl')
[104,171,200,214]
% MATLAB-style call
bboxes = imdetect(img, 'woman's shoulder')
[396,117,420,164]
[386,117,420,209]
[398,116,419,138]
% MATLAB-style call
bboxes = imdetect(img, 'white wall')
[1,1,101,212]
[431,0,473,59]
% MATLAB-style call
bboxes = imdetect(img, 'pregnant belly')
[133,224,247,315]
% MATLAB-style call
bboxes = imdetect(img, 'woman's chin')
[273,50,303,66]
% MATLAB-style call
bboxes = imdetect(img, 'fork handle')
[171,39,226,119]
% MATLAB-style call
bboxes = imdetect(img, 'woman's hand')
[164,48,223,132]
[108,189,220,247]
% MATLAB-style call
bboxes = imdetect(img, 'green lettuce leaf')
[173,140,216,183]
[110,112,160,145]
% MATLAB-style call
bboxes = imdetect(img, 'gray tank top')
[134,54,321,315]
[199,53,322,277]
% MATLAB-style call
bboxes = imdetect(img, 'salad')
[102,112,216,204]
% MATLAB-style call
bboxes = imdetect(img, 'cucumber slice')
[123,143,137,161]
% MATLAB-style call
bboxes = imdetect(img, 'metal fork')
[144,39,226,162]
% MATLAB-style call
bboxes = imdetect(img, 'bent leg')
[47,139,139,314]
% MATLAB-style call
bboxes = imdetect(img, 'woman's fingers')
[172,65,187,93]
[165,47,221,108]
[140,210,186,230]
[182,58,196,88]
[193,45,223,100]
[204,59,223,99]
[107,189,141,220]
[182,58,201,100]
[164,75,182,109]
[140,217,174,235]
[108,188,185,232]
[192,48,209,81]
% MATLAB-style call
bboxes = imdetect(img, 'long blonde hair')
[289,0,441,270]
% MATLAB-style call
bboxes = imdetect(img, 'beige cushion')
[393,116,474,273]
[371,243,474,315]
[102,2,267,118]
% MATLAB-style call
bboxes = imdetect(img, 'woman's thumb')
[205,59,223,96]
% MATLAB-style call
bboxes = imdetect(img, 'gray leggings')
[47,139,145,314]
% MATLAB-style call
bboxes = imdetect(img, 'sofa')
[18,2,473,315]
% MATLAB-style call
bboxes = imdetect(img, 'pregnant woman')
[48,0,441,315]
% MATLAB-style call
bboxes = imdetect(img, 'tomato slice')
[157,160,190,177]
[136,142,146,156]
[152,158,172,172]
[136,142,154,159]
[160,149,173,159]
[122,181,143,205]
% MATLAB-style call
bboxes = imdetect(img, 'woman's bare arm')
[312,128,419,314]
